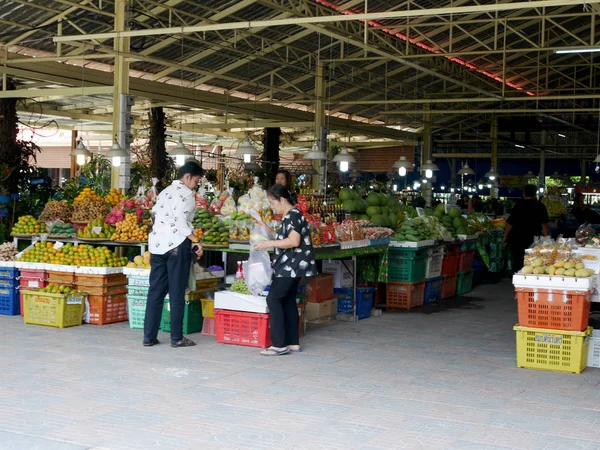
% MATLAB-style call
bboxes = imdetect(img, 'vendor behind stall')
[571,192,600,224]
[503,184,549,272]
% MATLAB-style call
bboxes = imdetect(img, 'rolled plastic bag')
[243,249,273,295]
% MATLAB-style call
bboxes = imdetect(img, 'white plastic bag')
[243,250,273,295]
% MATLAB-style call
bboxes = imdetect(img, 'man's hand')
[253,240,273,251]
[192,244,203,258]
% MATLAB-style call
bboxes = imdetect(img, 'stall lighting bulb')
[76,154,86,165]
[393,184,398,192]
[425,169,433,179]
[176,155,186,167]
[111,156,121,168]
[340,161,349,172]
[244,154,251,163]
[399,167,407,176]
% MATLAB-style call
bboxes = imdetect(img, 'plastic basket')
[588,331,600,368]
[425,246,444,279]
[201,317,216,336]
[334,287,374,319]
[459,240,477,251]
[215,309,271,348]
[458,249,476,272]
[515,287,591,332]
[514,325,591,374]
[22,290,85,328]
[76,282,128,296]
[86,293,128,325]
[441,274,458,298]
[201,299,214,319]
[456,270,474,296]
[423,276,443,304]
[47,270,76,285]
[441,250,460,276]
[388,250,427,283]
[386,281,425,310]
[0,289,19,315]
[0,278,18,289]
[306,273,334,303]
[196,278,218,290]
[18,269,47,289]
[127,275,150,287]
[127,295,147,329]
[161,298,203,335]
[126,285,149,297]
[0,267,18,281]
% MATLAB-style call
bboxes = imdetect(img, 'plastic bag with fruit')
[575,222,595,246]
[243,249,273,296]
[146,178,159,206]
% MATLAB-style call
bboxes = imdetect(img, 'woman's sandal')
[261,347,290,356]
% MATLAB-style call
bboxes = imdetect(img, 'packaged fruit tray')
[389,239,435,248]
[512,274,596,290]
[123,267,150,277]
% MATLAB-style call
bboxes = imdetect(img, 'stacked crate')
[386,247,427,310]
[456,239,476,296]
[0,264,19,315]
[513,276,593,374]
[334,287,375,320]
[17,265,48,317]
[75,271,128,325]
[423,245,444,304]
[124,268,151,329]
[305,273,335,323]
[440,242,460,299]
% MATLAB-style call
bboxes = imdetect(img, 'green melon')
[452,216,464,230]
[339,187,353,201]
[370,214,385,226]
[366,206,381,217]
[343,199,357,211]
[388,214,398,227]
[378,193,388,206]
[367,192,380,206]
[350,189,359,200]
[359,214,370,221]
[448,207,461,218]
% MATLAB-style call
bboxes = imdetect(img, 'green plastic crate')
[456,270,474,296]
[127,295,147,329]
[161,298,203,334]
[388,248,428,282]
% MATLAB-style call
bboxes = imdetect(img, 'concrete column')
[491,115,499,199]
[111,0,130,190]
[539,130,546,192]
[313,62,326,192]
[422,105,432,206]
[70,130,78,178]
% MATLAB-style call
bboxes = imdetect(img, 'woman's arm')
[254,230,301,250]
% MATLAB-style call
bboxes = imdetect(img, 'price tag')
[67,296,83,305]
[92,227,102,235]
[53,241,64,250]
[29,280,39,288]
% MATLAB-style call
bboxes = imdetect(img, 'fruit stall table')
[204,243,389,323]
[11,236,148,255]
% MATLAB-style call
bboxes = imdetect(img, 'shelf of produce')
[11,235,147,254]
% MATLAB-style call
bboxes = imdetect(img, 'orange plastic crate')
[386,281,425,310]
[86,293,129,325]
[516,287,592,332]
[47,271,76,285]
[441,251,460,276]
[306,273,334,303]
[441,274,458,298]
[458,249,476,272]
[215,309,271,348]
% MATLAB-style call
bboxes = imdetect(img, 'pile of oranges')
[11,216,46,235]
[110,213,148,242]
[19,242,128,267]
[74,188,104,205]
[105,189,124,207]
[194,228,204,241]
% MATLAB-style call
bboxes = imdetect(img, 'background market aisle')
[0,280,599,450]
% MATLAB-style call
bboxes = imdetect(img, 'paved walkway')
[1,279,600,450]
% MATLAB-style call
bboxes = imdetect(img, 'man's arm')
[542,223,549,236]
[503,223,512,244]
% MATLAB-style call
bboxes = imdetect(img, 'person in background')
[503,184,549,272]
[571,192,600,224]
[275,169,293,191]
[143,161,204,348]
[253,184,317,356]
[457,194,470,210]
[470,194,483,214]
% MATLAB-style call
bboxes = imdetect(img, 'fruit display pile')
[105,199,144,225]
[19,242,128,267]
[74,188,103,205]
[110,213,148,242]
[521,258,595,277]
[78,218,115,239]
[11,216,46,235]
[126,252,151,270]
[231,279,252,295]
[424,204,475,237]
[337,188,403,228]
[49,223,78,237]
[105,188,124,207]
[0,242,18,261]
[71,197,110,223]
[392,215,452,242]
[193,208,219,229]
[201,219,229,246]
[39,283,77,295]
[39,201,73,223]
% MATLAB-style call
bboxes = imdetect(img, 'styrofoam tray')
[368,237,391,246]
[214,290,268,314]
[457,234,479,241]
[123,267,150,276]
[75,266,124,275]
[0,261,15,268]
[14,261,46,270]
[340,239,369,250]
[47,264,78,273]
[389,239,434,248]
[512,274,596,290]
[196,270,225,280]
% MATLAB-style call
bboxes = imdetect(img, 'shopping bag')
[243,249,273,295]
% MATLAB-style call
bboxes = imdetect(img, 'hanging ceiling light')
[524,170,537,180]
[235,134,260,163]
[106,139,128,168]
[168,138,194,167]
[332,146,355,172]
[485,166,499,181]
[393,155,412,176]
[70,138,91,166]
[303,141,327,161]
[457,162,475,176]
[420,159,439,179]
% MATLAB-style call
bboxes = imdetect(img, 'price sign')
[92,227,102,235]
[66,296,83,305]
[53,242,64,250]
[28,280,39,288]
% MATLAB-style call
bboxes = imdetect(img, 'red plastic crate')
[306,273,334,303]
[215,309,271,348]
[458,249,476,272]
[441,251,460,276]
[386,281,425,310]
[441,274,458,298]
[18,269,47,289]
[516,287,591,332]
[86,293,128,325]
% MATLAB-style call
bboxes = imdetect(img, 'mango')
[532,258,544,267]
[521,266,534,275]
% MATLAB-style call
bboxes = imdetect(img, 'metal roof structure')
[1,0,600,158]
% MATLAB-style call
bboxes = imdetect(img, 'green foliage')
[55,155,111,203]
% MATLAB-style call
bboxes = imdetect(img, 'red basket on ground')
[386,281,425,310]
[201,317,216,336]
[458,249,476,272]
[516,287,592,332]
[306,273,334,303]
[86,293,128,325]
[441,243,461,275]
[215,309,271,348]
[441,274,458,298]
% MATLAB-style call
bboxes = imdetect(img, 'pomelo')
[339,187,353,201]
[343,199,357,211]
[370,214,385,226]
[448,207,461,218]
[366,206,381,217]
[367,192,380,206]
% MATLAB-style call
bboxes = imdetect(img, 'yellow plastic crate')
[514,325,592,374]
[22,290,86,329]
[201,299,214,319]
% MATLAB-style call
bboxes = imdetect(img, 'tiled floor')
[1,279,600,450]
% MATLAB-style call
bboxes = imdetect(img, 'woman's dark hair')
[268,183,298,205]
[178,160,204,179]
[276,169,292,190]
[524,184,537,198]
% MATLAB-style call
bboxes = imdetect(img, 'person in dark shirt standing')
[503,184,549,271]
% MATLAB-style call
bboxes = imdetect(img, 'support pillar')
[70,130,78,178]
[450,158,457,190]
[313,62,326,192]
[422,105,432,206]
[111,0,130,190]
[491,115,499,199]
[539,130,546,192]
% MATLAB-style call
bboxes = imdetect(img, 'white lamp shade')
[304,141,327,160]
[457,162,475,175]
[106,141,128,167]
[70,139,91,165]
[235,135,260,159]
[421,159,439,173]
[332,146,356,163]
[485,166,499,180]
[168,138,193,158]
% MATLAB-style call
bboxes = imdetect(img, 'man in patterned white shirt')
[143,161,203,348]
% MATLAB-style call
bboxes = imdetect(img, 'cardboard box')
[306,273,334,302]
[305,298,336,324]
[322,260,353,288]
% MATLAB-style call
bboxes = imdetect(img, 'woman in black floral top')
[254,184,316,356]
